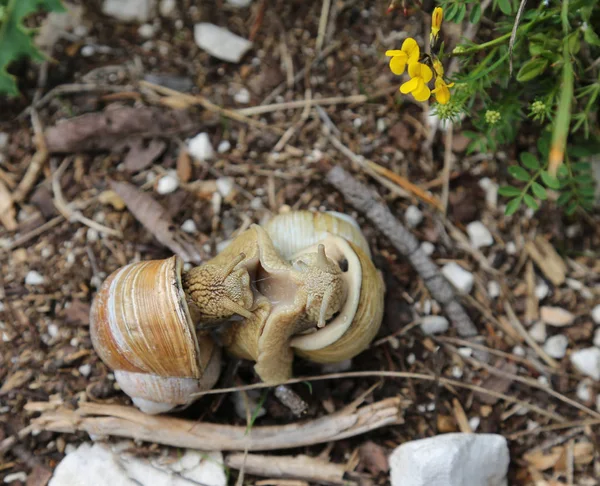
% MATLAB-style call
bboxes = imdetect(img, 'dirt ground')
[1,0,600,485]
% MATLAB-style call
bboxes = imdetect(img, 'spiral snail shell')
[89,210,384,414]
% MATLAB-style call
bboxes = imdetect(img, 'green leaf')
[531,182,548,200]
[498,185,522,196]
[505,197,522,216]
[571,162,592,172]
[497,0,512,15]
[577,186,596,196]
[0,0,66,96]
[556,191,572,206]
[524,194,539,210]
[303,381,313,394]
[516,58,549,82]
[540,170,560,189]
[445,3,459,21]
[509,166,531,182]
[583,26,600,47]
[469,3,481,23]
[520,152,540,170]
[574,174,594,185]
[557,164,569,178]
[456,3,467,22]
[529,42,545,57]
[566,200,578,215]
[537,135,551,158]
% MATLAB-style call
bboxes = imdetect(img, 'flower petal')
[389,55,407,75]
[400,77,419,94]
[385,50,403,57]
[412,85,431,102]
[408,62,422,78]
[401,38,419,59]
[421,64,433,83]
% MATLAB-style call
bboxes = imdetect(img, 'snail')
[89,210,384,414]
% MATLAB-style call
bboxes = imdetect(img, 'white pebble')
[566,278,583,291]
[537,376,549,387]
[102,0,155,22]
[25,270,44,285]
[420,241,435,256]
[376,119,386,132]
[86,228,99,242]
[70,338,79,347]
[529,321,547,343]
[181,219,197,234]
[451,365,463,378]
[442,262,474,294]
[570,347,600,380]
[405,205,423,228]
[78,364,92,377]
[541,306,575,327]
[156,173,179,195]
[226,0,253,7]
[505,242,517,255]
[234,87,250,104]
[194,23,253,63]
[159,0,176,16]
[487,281,500,299]
[138,23,155,38]
[4,472,27,484]
[591,304,600,325]
[576,380,592,402]
[458,347,472,358]
[543,334,568,359]
[406,353,416,365]
[512,346,525,357]
[420,316,449,335]
[216,177,234,198]
[466,221,493,249]
[468,416,480,431]
[48,323,59,338]
[353,118,363,128]
[80,45,95,57]
[594,328,600,348]
[217,140,231,153]
[0,132,9,149]
[535,281,550,301]
[478,177,498,208]
[188,132,215,161]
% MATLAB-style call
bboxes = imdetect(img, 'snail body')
[89,210,384,413]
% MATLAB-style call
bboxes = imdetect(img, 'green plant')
[0,0,65,96]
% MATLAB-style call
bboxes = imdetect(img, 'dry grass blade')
[509,0,529,76]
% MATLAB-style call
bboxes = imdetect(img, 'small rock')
[4,472,27,484]
[188,133,214,161]
[86,228,99,242]
[233,87,250,104]
[216,177,234,198]
[487,281,500,299]
[226,0,253,6]
[512,346,525,357]
[505,241,517,255]
[535,281,550,301]
[217,140,231,153]
[591,304,600,325]
[594,328,600,347]
[541,306,575,327]
[159,0,176,16]
[181,219,198,234]
[80,45,95,57]
[389,433,509,486]
[468,416,481,431]
[138,23,155,38]
[405,205,423,228]
[48,323,59,338]
[322,359,352,373]
[543,335,568,359]
[232,390,266,421]
[458,347,472,358]
[376,119,386,132]
[451,366,463,378]
[156,173,179,195]
[571,347,600,380]
[529,321,547,343]
[478,178,498,208]
[102,0,156,22]
[442,262,474,294]
[420,316,449,335]
[194,23,253,63]
[566,278,583,291]
[466,221,493,248]
[576,380,592,402]
[406,354,416,365]
[420,241,435,256]
[0,132,9,149]
[78,364,92,377]
[25,270,44,285]
[353,118,363,128]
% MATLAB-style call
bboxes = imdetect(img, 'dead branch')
[326,166,478,337]
[31,398,403,452]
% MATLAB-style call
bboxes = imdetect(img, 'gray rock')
[102,0,156,22]
[570,347,600,381]
[194,23,252,63]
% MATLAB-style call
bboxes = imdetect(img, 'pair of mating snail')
[90,210,385,414]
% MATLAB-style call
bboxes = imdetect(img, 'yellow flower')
[430,7,443,44]
[385,37,420,75]
[433,58,444,77]
[400,62,433,102]
[432,77,454,104]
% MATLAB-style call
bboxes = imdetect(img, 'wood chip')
[358,441,389,475]
[474,361,518,405]
[524,443,594,472]
[64,300,91,326]
[0,179,17,231]
[541,306,576,327]
[525,236,567,286]
[0,370,33,395]
[176,148,193,183]
[122,138,166,173]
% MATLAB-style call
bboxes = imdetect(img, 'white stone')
[457,347,472,358]
[233,87,250,104]
[0,132,9,149]
[420,241,435,256]
[543,335,568,359]
[353,118,363,128]
[537,376,549,387]
[232,390,266,421]
[592,304,600,325]
[226,0,252,6]
[138,23,155,38]
[442,262,474,294]
[570,347,600,381]
[487,281,500,299]
[451,366,463,378]
[512,346,525,357]
[466,221,493,249]
[86,228,99,242]
[478,177,498,208]
[541,306,575,327]
[594,328,600,348]
[576,380,592,402]
[405,205,423,228]
[216,177,234,198]
[102,0,155,22]
[406,354,416,365]
[529,321,546,343]
[78,364,92,377]
[188,132,214,161]
[468,416,480,431]
[566,278,583,291]
[48,323,59,338]
[4,472,27,484]
[420,316,449,335]
[376,119,386,132]
[505,242,517,255]
[159,0,176,16]
[181,219,197,234]
[194,23,253,63]
[535,281,550,301]
[25,270,44,285]
[217,140,231,153]
[156,173,179,195]
[389,433,509,486]
[49,442,226,486]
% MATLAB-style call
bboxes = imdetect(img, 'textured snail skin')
[89,256,221,414]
